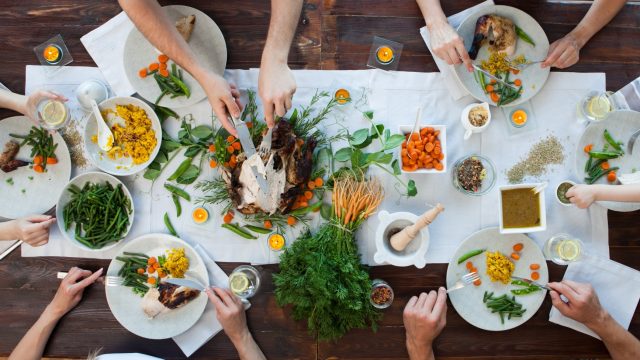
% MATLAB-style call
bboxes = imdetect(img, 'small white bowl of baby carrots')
[399,125,447,174]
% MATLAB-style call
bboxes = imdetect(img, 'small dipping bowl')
[370,279,394,309]
[76,80,109,111]
[461,102,491,140]
[556,180,576,207]
[451,154,496,196]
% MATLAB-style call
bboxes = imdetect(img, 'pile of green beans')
[584,129,624,184]
[116,252,151,296]
[154,63,190,104]
[483,291,526,324]
[63,181,132,249]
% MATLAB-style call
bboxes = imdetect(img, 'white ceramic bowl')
[555,180,576,207]
[398,125,447,174]
[373,210,429,268]
[84,96,162,176]
[460,102,491,140]
[498,183,547,234]
[56,172,135,252]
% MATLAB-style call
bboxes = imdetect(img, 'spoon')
[90,99,114,152]
[406,107,422,159]
[531,182,548,195]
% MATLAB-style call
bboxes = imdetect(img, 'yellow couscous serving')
[96,104,157,165]
[485,251,515,284]
[164,247,189,278]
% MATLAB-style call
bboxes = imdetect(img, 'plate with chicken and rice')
[454,5,550,107]
[106,233,209,339]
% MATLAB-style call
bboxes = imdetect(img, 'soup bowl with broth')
[498,183,547,234]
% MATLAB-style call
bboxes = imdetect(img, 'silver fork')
[56,272,119,286]
[258,127,273,156]
[446,272,480,293]
[508,59,544,71]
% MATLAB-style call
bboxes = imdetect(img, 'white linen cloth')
[549,254,640,339]
[81,12,135,96]
[22,66,609,265]
[419,0,495,100]
[614,76,640,112]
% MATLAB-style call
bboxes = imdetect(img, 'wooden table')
[1,1,639,359]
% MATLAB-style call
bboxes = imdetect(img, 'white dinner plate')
[84,96,162,176]
[0,116,71,219]
[446,227,548,331]
[106,233,210,339]
[574,110,640,212]
[56,172,134,252]
[454,5,550,107]
[123,5,227,108]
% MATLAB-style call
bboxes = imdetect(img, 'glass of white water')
[229,265,261,300]
[544,233,584,265]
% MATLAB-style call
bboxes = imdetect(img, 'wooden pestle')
[390,203,445,252]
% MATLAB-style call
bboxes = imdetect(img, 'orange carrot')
[514,79,522,87]
[287,216,297,226]
[147,257,156,265]
[601,162,610,170]
[485,84,494,92]
[530,263,540,270]
[584,144,593,153]
[209,159,217,168]
[531,272,540,280]
[147,277,157,285]
[226,145,235,153]
[208,144,216,152]
[147,266,156,274]
[139,69,147,78]
[490,92,500,103]
[466,261,473,270]
[607,171,617,182]
[246,121,253,129]
[159,69,169,78]
[149,63,159,71]
[511,252,520,260]
[158,54,169,63]
[33,155,43,165]
[137,268,145,275]
[304,191,313,200]
[264,220,273,229]
[223,212,234,224]
[227,135,236,143]
[511,69,520,75]
[513,243,524,252]
[314,177,323,187]
[307,181,316,190]
[46,157,57,165]
[473,279,482,286]
[232,142,241,151]
[33,165,44,173]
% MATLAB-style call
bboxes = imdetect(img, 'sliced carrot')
[33,165,44,173]
[287,216,297,226]
[33,155,43,165]
[159,69,169,78]
[410,133,419,141]
[485,84,494,92]
[530,263,540,270]
[490,79,497,85]
[607,171,617,182]
[232,142,241,151]
[511,252,520,260]
[531,272,540,281]
[307,181,316,190]
[230,155,237,163]
[466,261,473,270]
[473,279,482,286]
[158,54,169,63]
[159,63,168,71]
[425,142,434,152]
[226,145,235,153]
[584,144,593,153]
[314,177,323,187]
[139,69,148,78]
[246,122,253,129]
[223,161,229,168]
[513,243,524,252]
[490,92,500,103]
[137,268,145,275]
[147,257,156,265]
[147,266,156,274]
[227,135,236,143]
[158,270,166,278]
[148,63,159,71]
[153,262,160,269]
[147,277,157,285]
[511,69,520,75]
[601,161,610,170]
[208,144,216,152]
[435,162,444,171]
[514,79,522,87]
[304,191,313,200]
[46,157,57,165]
[209,159,217,168]
[264,220,273,229]
[223,212,234,224]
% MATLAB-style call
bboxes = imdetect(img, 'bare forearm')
[231,331,266,360]
[416,0,447,29]
[261,0,303,64]
[406,339,435,360]
[0,89,27,115]
[570,0,627,47]
[587,313,640,360]
[0,220,18,241]
[594,184,640,202]
[118,0,206,78]
[9,308,61,360]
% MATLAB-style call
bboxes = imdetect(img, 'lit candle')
[334,88,351,105]
[510,109,528,128]
[192,207,209,224]
[376,46,395,64]
[43,44,62,65]
[268,233,285,251]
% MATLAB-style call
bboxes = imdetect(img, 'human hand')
[45,267,103,319]
[548,280,607,328]
[428,19,472,71]
[258,59,296,127]
[403,287,447,358]
[200,71,242,136]
[566,184,597,209]
[24,90,67,125]
[542,33,582,69]
[11,215,56,247]
[206,287,249,343]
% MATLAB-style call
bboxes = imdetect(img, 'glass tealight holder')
[370,279,394,309]
[500,101,537,137]
[367,36,403,71]
[34,34,73,76]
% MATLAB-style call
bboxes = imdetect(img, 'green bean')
[588,151,621,160]
[457,248,486,264]
[515,25,536,46]
[172,194,182,217]
[123,252,149,258]
[586,167,619,184]
[244,225,272,234]
[164,183,191,201]
[168,159,192,181]
[222,223,257,240]
[164,212,178,237]
[603,129,623,152]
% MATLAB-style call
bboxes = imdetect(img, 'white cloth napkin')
[172,243,250,357]
[549,254,640,339]
[419,0,494,100]
[615,76,640,112]
[80,12,135,96]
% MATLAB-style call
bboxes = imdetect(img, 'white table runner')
[21,66,609,265]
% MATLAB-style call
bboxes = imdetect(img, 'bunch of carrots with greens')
[583,129,624,184]
[139,54,190,104]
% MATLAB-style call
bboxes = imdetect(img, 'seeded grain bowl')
[452,154,496,196]
[84,96,162,176]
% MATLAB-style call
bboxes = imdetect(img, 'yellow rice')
[485,251,515,284]
[164,247,189,278]
[102,104,157,165]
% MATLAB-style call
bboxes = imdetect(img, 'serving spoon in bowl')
[90,99,115,152]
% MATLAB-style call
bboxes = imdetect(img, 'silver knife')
[231,117,269,193]
[472,64,518,91]
[511,276,551,291]
[164,278,206,292]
